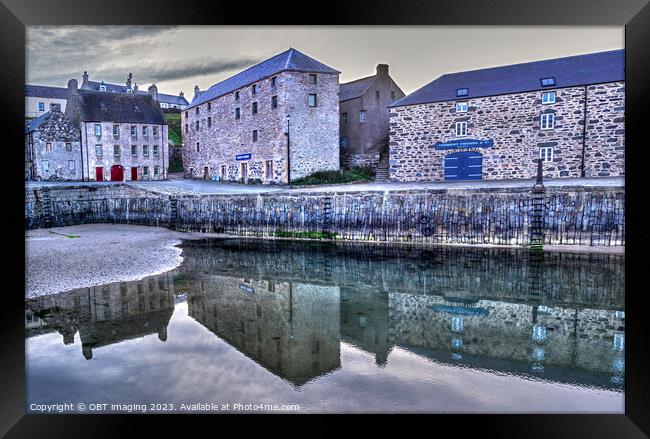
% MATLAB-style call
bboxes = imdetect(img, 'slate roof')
[189,48,340,109]
[391,49,625,108]
[86,81,189,106]
[25,111,51,134]
[339,75,377,101]
[25,85,68,100]
[70,89,167,124]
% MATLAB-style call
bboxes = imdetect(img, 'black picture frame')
[1,0,648,436]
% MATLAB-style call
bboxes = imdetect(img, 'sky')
[26,26,623,99]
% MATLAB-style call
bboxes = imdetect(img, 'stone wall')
[340,152,380,170]
[182,71,340,184]
[389,82,625,182]
[25,183,625,247]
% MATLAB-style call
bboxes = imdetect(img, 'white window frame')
[143,145,149,156]
[455,121,468,137]
[153,126,158,137]
[540,113,555,130]
[113,145,120,157]
[42,160,49,171]
[94,124,102,137]
[131,145,137,156]
[95,144,102,157]
[308,94,317,107]
[142,126,148,138]
[143,166,149,176]
[68,160,75,172]
[541,91,556,104]
[359,110,366,123]
[131,125,137,139]
[154,166,159,176]
[99,85,107,91]
[153,145,159,156]
[38,102,45,112]
[539,146,554,162]
[455,102,468,113]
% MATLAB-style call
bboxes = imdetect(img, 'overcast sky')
[26,26,623,99]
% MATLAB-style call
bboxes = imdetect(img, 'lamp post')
[285,114,291,185]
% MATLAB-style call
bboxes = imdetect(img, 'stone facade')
[25,103,82,181]
[80,121,169,181]
[339,65,405,170]
[182,71,340,184]
[389,82,625,182]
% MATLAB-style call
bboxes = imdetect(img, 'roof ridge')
[340,74,377,86]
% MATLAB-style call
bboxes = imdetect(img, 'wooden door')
[95,167,103,181]
[110,165,124,181]
[131,167,138,181]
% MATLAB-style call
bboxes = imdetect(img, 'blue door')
[444,151,483,181]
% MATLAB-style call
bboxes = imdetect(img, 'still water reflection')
[26,240,625,413]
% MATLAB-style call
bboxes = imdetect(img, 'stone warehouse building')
[389,49,625,182]
[339,64,405,171]
[182,48,340,184]
[25,103,82,180]
[65,78,169,181]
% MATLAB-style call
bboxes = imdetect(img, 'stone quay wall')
[25,183,624,248]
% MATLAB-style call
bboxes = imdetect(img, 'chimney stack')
[376,64,389,76]
[179,91,184,98]
[194,85,200,96]
[66,78,79,121]
[49,103,62,112]
[134,83,138,92]
[81,71,90,89]
[126,72,133,90]
[148,84,159,101]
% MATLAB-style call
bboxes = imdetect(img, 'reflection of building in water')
[25,272,175,359]
[184,274,340,386]
[340,288,390,365]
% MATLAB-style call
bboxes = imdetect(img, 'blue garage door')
[444,151,483,181]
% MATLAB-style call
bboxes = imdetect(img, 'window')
[265,160,273,179]
[455,121,468,136]
[456,102,468,113]
[195,107,199,115]
[131,145,137,156]
[42,160,49,171]
[542,91,556,104]
[613,333,625,352]
[99,84,107,91]
[94,145,103,158]
[235,107,241,119]
[38,102,45,112]
[207,102,211,111]
[271,76,277,87]
[391,91,395,100]
[114,145,120,157]
[308,94,317,107]
[65,142,72,151]
[340,137,348,149]
[68,160,75,172]
[540,113,555,130]
[196,142,200,152]
[252,102,258,114]
[94,124,102,137]
[539,146,553,162]
[131,125,137,139]
[195,120,199,130]
[308,74,317,84]
[154,166,159,176]
[252,130,258,142]
[207,116,212,127]
[532,324,547,342]
[153,145,159,156]
[45,142,52,152]
[540,77,556,87]
[185,123,188,133]
[220,164,227,180]
[143,145,149,156]
[153,126,158,137]
[185,111,188,118]
[341,112,348,124]
[142,126,148,138]
[252,84,257,95]
[271,95,278,109]
[451,317,464,333]
[235,91,240,100]
[143,166,149,176]
[359,110,366,123]
[456,88,469,97]
[375,90,380,99]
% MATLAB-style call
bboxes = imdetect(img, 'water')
[25,240,625,413]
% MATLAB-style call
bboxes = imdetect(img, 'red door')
[110,165,124,181]
[95,167,103,181]
[131,167,138,181]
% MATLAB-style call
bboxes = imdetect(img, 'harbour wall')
[24,183,625,247]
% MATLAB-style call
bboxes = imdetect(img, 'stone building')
[25,85,68,118]
[389,49,625,182]
[65,78,169,181]
[25,103,82,181]
[182,48,340,184]
[339,64,405,171]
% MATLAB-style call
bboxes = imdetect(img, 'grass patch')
[290,167,375,186]
[275,230,337,240]
[48,231,81,238]
[165,113,182,146]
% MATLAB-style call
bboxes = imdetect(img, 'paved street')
[26,176,624,196]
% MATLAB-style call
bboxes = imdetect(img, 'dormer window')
[456,88,468,97]
[99,85,107,91]
[540,77,556,87]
